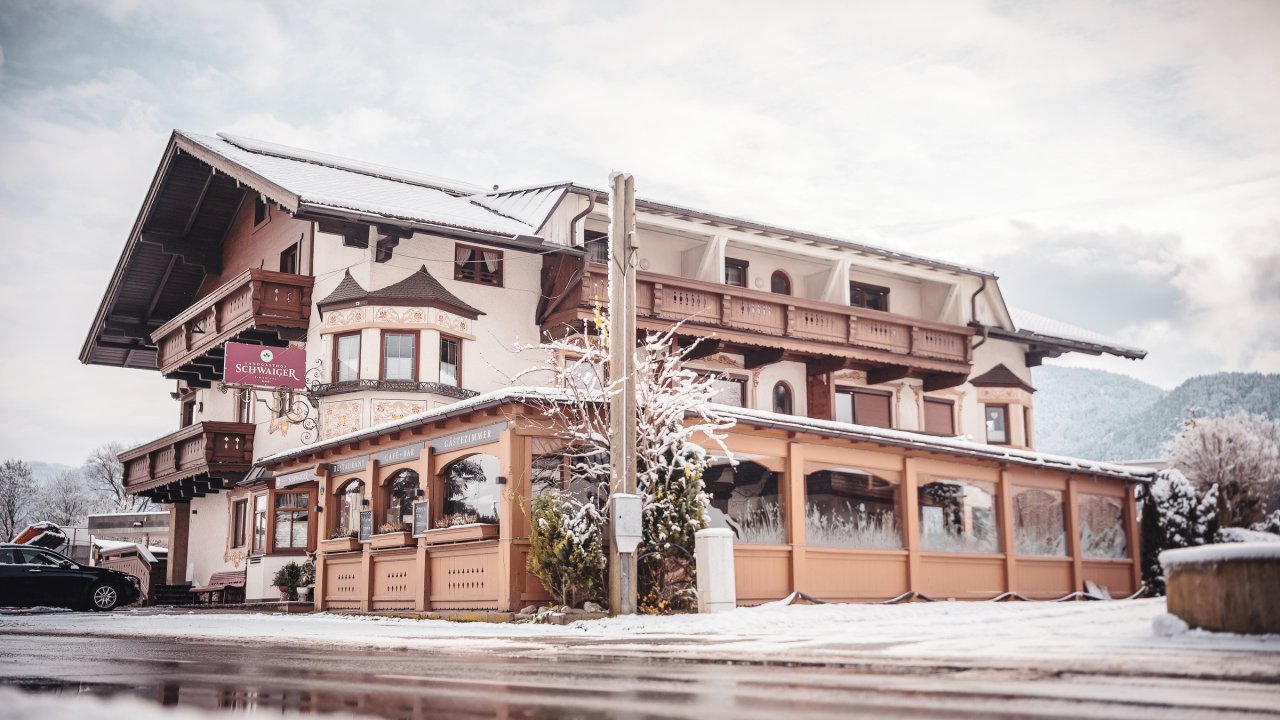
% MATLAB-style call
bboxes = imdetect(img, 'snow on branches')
[517,309,735,612]
[1163,410,1280,528]
[1138,468,1218,594]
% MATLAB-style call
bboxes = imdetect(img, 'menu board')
[358,510,373,542]
[412,500,431,537]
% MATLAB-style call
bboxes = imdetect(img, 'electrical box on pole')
[607,171,639,616]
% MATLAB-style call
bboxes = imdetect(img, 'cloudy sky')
[1,1,1277,466]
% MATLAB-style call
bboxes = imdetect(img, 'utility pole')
[607,172,640,616]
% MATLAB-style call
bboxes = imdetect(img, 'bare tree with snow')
[1163,411,1280,528]
[84,442,151,513]
[0,458,36,540]
[518,314,735,612]
[36,471,92,527]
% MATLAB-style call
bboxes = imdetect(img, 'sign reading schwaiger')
[224,342,306,390]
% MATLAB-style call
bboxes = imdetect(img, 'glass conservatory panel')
[385,469,420,532]
[441,454,501,526]
[804,464,902,548]
[1079,493,1128,559]
[917,477,1000,553]
[1012,486,1066,556]
[705,461,785,544]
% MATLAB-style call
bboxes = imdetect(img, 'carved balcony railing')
[312,379,480,400]
[541,259,973,378]
[119,421,255,501]
[150,269,313,386]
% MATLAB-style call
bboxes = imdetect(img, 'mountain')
[26,461,83,487]
[1031,368,1280,461]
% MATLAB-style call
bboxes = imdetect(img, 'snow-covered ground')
[1,598,1275,673]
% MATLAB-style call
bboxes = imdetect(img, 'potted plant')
[297,554,316,603]
[271,562,303,601]
[370,521,413,549]
[319,529,360,553]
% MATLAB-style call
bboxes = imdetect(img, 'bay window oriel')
[333,332,360,383]
[439,336,461,387]
[381,331,417,382]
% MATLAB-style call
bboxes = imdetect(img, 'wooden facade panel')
[323,555,364,610]
[1081,560,1135,597]
[918,554,1006,599]
[733,546,792,604]
[371,549,417,610]
[428,541,501,610]
[1015,557,1074,599]
[802,548,910,601]
[515,543,552,606]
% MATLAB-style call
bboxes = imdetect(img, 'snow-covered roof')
[176,132,557,239]
[1002,307,1146,359]
[92,539,163,563]
[470,183,570,233]
[256,387,1155,482]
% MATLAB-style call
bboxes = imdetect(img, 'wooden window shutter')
[853,390,892,429]
[923,398,955,435]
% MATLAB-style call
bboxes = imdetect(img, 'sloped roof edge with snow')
[256,387,1155,482]
[999,307,1146,359]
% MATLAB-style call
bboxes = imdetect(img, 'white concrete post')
[695,528,736,613]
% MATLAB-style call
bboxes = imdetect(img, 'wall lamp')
[415,489,425,498]
[361,499,370,507]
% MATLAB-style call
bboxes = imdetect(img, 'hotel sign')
[225,342,306,390]
[375,441,425,468]
[329,454,369,476]
[430,422,507,454]
[275,469,315,489]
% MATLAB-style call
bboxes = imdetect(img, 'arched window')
[441,454,501,527]
[384,469,420,532]
[772,381,793,415]
[770,270,791,295]
[334,479,364,538]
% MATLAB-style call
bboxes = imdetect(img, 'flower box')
[319,537,360,553]
[422,523,499,544]
[370,531,414,549]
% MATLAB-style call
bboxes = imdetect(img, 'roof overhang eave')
[988,327,1147,360]
[296,202,552,252]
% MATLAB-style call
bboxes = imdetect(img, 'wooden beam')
[744,347,785,369]
[867,365,911,385]
[922,372,968,392]
[805,356,847,376]
[679,337,722,361]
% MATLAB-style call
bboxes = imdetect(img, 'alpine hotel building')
[82,131,1153,610]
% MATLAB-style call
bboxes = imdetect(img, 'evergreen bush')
[527,491,605,608]
[1138,469,1217,594]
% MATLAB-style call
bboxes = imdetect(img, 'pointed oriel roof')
[317,266,483,319]
[969,363,1035,393]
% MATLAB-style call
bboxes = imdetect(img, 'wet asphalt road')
[1,631,1278,719]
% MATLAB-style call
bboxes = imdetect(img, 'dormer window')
[455,244,503,286]
[850,282,889,312]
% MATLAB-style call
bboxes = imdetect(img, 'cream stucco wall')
[186,492,233,587]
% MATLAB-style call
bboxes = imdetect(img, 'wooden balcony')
[541,259,973,385]
[150,269,313,387]
[120,422,255,502]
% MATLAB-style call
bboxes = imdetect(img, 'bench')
[189,569,247,605]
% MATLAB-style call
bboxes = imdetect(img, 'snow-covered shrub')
[527,491,605,608]
[1138,469,1218,594]
[1252,508,1280,536]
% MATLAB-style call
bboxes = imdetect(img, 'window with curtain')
[454,244,503,286]
[384,469,420,532]
[382,332,416,381]
[439,336,460,386]
[985,405,1009,444]
[917,477,999,553]
[702,373,746,407]
[273,492,309,550]
[251,494,267,554]
[334,479,364,538]
[705,461,785,544]
[1079,494,1128,559]
[804,465,902,548]
[772,382,793,414]
[441,454,501,527]
[1013,486,1066,556]
[334,333,360,383]
[724,258,748,288]
[230,499,248,548]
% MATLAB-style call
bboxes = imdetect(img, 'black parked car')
[0,543,141,611]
